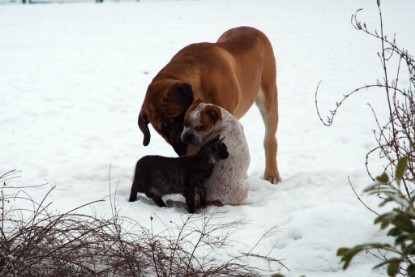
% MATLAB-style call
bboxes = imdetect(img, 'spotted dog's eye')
[195,126,203,132]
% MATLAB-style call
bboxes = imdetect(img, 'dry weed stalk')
[0,170,286,276]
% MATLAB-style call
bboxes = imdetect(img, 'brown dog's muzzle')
[162,118,188,156]
[171,132,188,156]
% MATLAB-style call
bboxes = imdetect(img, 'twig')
[348,177,379,216]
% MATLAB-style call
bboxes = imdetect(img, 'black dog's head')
[198,135,229,161]
[138,81,194,156]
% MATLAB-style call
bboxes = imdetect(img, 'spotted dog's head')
[138,81,194,156]
[181,101,223,146]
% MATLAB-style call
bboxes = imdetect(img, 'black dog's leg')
[129,182,138,202]
[185,187,196,213]
[198,186,207,209]
[146,192,166,207]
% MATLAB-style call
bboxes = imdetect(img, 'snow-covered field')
[1,0,414,276]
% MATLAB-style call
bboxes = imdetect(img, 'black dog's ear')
[172,83,194,111]
[205,134,221,148]
[216,135,226,143]
[138,112,151,146]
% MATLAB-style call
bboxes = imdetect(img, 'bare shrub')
[314,0,414,275]
[0,170,286,276]
[315,1,414,197]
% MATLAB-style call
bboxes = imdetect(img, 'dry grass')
[0,169,286,276]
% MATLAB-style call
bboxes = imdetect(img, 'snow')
[1,0,414,276]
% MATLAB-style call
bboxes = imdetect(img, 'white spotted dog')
[181,101,250,206]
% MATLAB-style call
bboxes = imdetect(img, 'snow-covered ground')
[1,0,414,276]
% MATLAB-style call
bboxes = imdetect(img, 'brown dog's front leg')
[263,133,281,184]
[258,84,281,183]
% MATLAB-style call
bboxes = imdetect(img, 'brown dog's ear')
[171,83,194,111]
[138,112,151,146]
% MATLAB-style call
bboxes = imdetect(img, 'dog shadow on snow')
[131,174,280,212]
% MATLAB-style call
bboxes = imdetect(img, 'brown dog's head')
[181,102,223,146]
[138,81,194,156]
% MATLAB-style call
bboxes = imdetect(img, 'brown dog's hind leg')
[256,54,281,184]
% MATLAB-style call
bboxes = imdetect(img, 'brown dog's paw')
[263,171,282,184]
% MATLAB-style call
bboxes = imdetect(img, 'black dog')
[128,135,228,213]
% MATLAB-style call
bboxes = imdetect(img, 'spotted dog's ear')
[198,105,222,133]
[138,111,151,146]
[203,105,222,125]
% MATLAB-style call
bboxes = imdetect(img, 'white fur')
[182,103,250,205]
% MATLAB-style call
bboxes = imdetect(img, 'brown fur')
[199,105,222,133]
[138,26,281,183]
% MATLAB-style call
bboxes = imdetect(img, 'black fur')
[129,135,228,213]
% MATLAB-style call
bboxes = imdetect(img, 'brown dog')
[138,26,280,183]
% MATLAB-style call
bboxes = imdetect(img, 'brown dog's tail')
[138,112,151,146]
